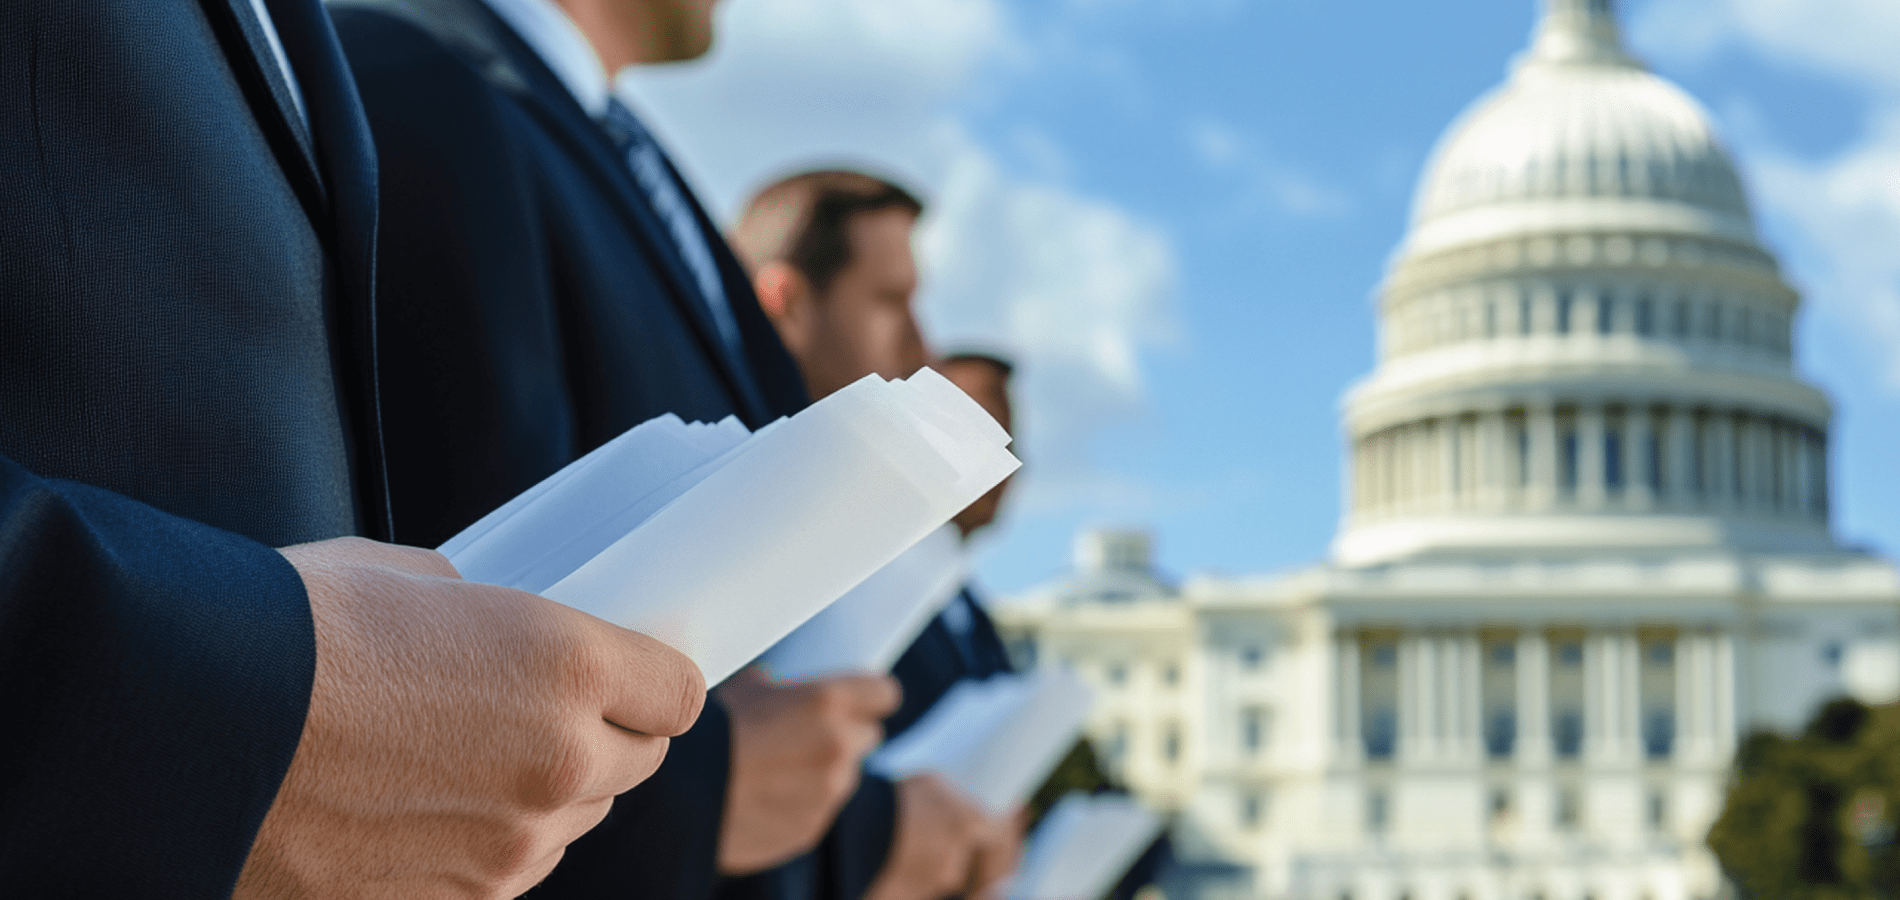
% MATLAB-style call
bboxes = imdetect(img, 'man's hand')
[863,775,992,900]
[715,668,902,874]
[964,807,1027,900]
[236,537,705,900]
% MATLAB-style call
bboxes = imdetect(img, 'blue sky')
[621,0,1900,594]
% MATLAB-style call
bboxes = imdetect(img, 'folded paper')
[441,369,1020,685]
[759,522,966,684]
[868,667,1094,816]
[1004,793,1163,900]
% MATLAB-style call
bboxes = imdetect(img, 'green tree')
[1707,699,1900,899]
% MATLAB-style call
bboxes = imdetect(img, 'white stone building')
[993,3,1900,899]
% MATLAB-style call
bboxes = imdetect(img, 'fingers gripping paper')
[440,370,1019,685]
[1004,794,1163,900]
[867,667,1095,817]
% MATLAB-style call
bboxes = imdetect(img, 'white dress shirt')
[479,0,610,117]
[248,0,308,128]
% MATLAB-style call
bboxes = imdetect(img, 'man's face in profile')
[799,206,929,397]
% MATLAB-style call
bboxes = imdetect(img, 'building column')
[1441,417,1461,510]
[1455,632,1483,762]
[1667,406,1696,510]
[1478,410,1507,510]
[1709,413,1736,510]
[1337,631,1363,764]
[1528,404,1558,510]
[1713,631,1738,756]
[1616,632,1642,761]
[1578,404,1607,508]
[1628,408,1655,509]
[1516,630,1552,766]
[1398,633,1423,763]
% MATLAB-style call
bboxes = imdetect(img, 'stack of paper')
[868,668,1095,816]
[1004,794,1163,900]
[758,523,966,684]
[441,369,1020,685]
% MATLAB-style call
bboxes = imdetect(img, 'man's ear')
[752,261,804,323]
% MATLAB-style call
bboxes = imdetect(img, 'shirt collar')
[480,0,611,118]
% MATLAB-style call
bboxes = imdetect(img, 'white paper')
[868,667,1095,816]
[1004,794,1163,900]
[759,523,967,684]
[443,369,1020,687]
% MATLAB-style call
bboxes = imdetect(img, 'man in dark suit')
[328,0,902,897]
[0,1,704,897]
[734,170,1024,900]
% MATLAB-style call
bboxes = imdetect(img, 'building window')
[1241,707,1270,755]
[1554,711,1583,759]
[1557,291,1574,335]
[1557,789,1581,830]
[1645,430,1662,492]
[1644,710,1674,759]
[1520,293,1534,336]
[1365,709,1397,760]
[1635,297,1654,336]
[1164,724,1182,764]
[1107,663,1128,686]
[1486,301,1498,338]
[1560,429,1580,493]
[1367,790,1389,834]
[1648,791,1668,829]
[1823,641,1845,669]
[1371,643,1397,668]
[1558,641,1584,666]
[1489,788,1513,826]
[1605,430,1625,491]
[1485,710,1517,759]
[1516,425,1532,487]
[1491,643,1516,666]
[1240,645,1266,670]
[1240,791,1266,829]
[1163,664,1180,686]
[1646,642,1674,666]
[1596,295,1613,335]
[1673,301,1690,338]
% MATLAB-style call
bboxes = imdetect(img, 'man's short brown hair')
[732,169,924,296]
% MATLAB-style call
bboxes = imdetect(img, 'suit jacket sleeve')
[0,455,315,897]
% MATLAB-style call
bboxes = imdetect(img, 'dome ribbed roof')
[1408,0,1752,240]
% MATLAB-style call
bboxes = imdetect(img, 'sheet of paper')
[758,523,967,684]
[533,369,1018,685]
[868,667,1094,816]
[442,415,751,591]
[1004,794,1163,900]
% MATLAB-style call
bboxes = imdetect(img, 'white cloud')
[1186,118,1352,219]
[1632,0,1900,390]
[618,0,1183,510]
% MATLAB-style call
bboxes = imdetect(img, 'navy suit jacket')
[330,1,815,897]
[0,0,387,893]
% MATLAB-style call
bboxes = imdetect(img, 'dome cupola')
[1332,0,1835,566]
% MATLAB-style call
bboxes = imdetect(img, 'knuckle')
[518,733,596,809]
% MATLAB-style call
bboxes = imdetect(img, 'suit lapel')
[440,0,769,424]
[203,0,329,211]
[506,71,773,424]
[247,0,395,541]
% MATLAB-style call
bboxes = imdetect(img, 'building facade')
[995,3,1900,899]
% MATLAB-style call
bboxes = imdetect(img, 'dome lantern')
[1525,0,1635,68]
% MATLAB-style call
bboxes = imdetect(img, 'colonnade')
[1351,403,1826,522]
[1384,281,1793,360]
[1332,628,1736,767]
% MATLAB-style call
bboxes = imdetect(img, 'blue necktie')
[601,99,747,367]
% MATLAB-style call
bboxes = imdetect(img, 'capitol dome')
[1332,0,1836,566]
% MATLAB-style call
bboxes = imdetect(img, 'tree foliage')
[1708,699,1900,900]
